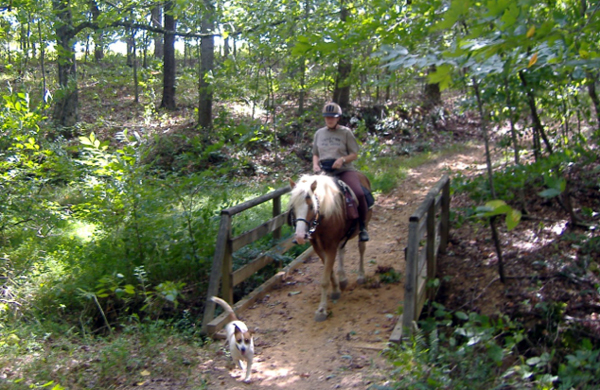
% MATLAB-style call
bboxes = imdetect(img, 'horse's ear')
[310,180,317,192]
[289,178,296,188]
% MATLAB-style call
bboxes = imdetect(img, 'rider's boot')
[359,220,369,242]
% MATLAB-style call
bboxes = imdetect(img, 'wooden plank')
[201,213,232,335]
[232,236,295,286]
[402,219,420,335]
[223,186,291,216]
[440,177,451,254]
[231,213,288,252]
[417,216,427,240]
[426,199,436,289]
[273,195,282,241]
[416,262,429,319]
[417,245,427,274]
[389,314,405,343]
[206,246,314,336]
[410,195,433,223]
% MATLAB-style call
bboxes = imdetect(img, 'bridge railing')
[390,174,451,343]
[201,185,313,336]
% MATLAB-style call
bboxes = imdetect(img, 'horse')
[288,172,372,322]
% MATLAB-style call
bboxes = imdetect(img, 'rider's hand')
[332,157,344,170]
[313,164,321,173]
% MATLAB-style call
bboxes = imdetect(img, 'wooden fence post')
[273,195,282,241]
[201,212,232,334]
[402,217,420,336]
[426,198,436,299]
[440,177,450,254]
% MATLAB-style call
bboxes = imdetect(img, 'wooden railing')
[201,185,313,335]
[390,175,450,343]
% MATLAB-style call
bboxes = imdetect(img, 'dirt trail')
[201,146,486,390]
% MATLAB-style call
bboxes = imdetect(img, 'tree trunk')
[52,0,79,129]
[89,0,104,61]
[37,20,47,103]
[423,65,441,109]
[198,0,215,129]
[473,78,505,284]
[586,71,600,131]
[519,70,553,156]
[160,1,176,110]
[151,5,164,59]
[332,3,351,109]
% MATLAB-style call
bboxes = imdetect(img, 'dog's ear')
[289,178,296,188]
[310,180,317,192]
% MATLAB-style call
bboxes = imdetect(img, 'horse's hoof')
[330,291,341,300]
[339,279,348,291]
[314,311,328,322]
[357,276,366,285]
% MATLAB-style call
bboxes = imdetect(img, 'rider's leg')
[338,171,369,242]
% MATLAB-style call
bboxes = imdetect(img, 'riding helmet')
[322,102,342,117]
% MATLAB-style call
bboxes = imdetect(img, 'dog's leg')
[357,240,366,284]
[243,359,252,382]
[336,244,348,291]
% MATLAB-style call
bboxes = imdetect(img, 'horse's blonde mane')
[289,174,344,220]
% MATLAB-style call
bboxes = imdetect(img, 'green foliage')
[475,200,522,231]
[383,304,600,389]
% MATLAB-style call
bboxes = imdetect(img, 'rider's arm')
[313,154,321,172]
[333,152,357,169]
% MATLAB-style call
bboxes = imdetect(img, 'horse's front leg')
[357,240,366,285]
[336,244,348,292]
[315,249,336,322]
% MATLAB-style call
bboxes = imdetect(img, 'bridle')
[291,192,320,240]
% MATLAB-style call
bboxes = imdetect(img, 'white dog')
[211,296,254,382]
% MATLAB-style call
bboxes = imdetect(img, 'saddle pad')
[337,180,359,220]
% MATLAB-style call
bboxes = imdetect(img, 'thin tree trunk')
[198,0,215,129]
[37,20,47,103]
[519,70,553,156]
[332,1,351,109]
[473,77,505,284]
[586,71,600,131]
[151,5,164,59]
[160,1,176,110]
[89,0,104,61]
[505,76,526,213]
[131,22,139,104]
[52,0,79,129]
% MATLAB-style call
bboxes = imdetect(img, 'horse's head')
[288,177,319,245]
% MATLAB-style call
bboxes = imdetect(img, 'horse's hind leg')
[357,240,366,285]
[336,244,348,291]
[315,249,336,322]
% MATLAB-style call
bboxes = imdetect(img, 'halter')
[292,192,320,240]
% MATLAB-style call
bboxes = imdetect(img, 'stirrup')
[359,229,370,242]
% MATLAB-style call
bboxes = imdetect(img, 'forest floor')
[184,144,489,390]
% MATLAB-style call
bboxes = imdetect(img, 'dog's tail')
[210,296,238,322]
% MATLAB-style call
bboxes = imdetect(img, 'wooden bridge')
[201,175,450,343]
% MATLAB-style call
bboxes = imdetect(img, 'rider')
[312,102,369,242]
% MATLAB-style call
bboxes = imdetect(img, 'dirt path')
[201,145,486,390]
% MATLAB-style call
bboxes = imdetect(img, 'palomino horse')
[288,173,372,322]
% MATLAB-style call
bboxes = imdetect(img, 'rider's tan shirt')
[312,125,359,172]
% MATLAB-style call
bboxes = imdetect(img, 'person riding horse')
[312,102,370,242]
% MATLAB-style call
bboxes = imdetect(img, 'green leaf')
[427,64,453,90]
[455,311,469,320]
[486,0,510,17]
[506,209,522,231]
[487,343,504,363]
[501,4,520,29]
[538,188,561,198]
